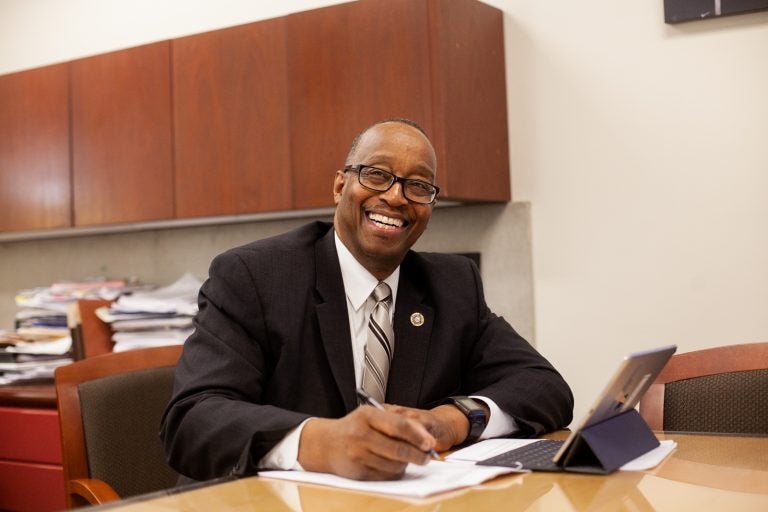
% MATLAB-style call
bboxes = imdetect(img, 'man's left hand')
[384,404,473,451]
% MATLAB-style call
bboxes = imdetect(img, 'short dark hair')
[344,118,430,165]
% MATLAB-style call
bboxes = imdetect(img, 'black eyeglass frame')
[343,164,440,205]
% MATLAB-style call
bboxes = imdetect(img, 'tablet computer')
[478,344,677,472]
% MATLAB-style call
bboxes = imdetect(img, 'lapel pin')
[410,312,425,327]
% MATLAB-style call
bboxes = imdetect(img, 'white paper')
[111,273,201,315]
[258,460,521,498]
[0,357,71,371]
[619,440,677,471]
[5,335,72,355]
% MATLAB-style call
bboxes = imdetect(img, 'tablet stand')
[561,408,660,474]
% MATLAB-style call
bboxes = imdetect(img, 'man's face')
[333,122,437,278]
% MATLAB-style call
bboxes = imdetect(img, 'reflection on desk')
[85,433,768,512]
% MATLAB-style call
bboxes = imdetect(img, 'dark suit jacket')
[161,221,573,481]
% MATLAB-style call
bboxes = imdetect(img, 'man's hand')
[384,404,474,451]
[297,406,437,480]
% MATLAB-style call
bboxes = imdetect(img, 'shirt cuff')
[470,395,519,439]
[258,418,314,470]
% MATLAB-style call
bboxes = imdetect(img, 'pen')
[355,388,440,460]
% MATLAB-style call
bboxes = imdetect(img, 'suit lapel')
[387,258,433,407]
[314,229,358,412]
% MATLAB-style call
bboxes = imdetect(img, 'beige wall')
[2,0,767,423]
[491,0,768,422]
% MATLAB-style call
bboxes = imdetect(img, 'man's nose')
[379,181,408,206]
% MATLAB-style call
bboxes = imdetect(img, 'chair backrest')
[639,342,768,434]
[67,299,115,359]
[55,345,182,507]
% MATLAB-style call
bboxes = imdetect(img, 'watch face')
[468,408,486,422]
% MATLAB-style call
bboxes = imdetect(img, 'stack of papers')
[14,278,136,341]
[0,337,73,385]
[4,278,136,383]
[95,273,202,352]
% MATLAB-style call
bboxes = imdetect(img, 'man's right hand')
[297,406,436,480]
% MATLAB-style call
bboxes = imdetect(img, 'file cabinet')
[0,386,65,511]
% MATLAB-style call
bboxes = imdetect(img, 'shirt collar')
[334,231,400,312]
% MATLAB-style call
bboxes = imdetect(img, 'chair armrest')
[67,478,120,507]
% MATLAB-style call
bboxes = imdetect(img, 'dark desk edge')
[0,381,57,407]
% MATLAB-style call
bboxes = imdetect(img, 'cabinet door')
[71,42,174,226]
[287,0,434,209]
[287,0,510,207]
[428,0,510,201]
[173,18,291,218]
[0,64,71,232]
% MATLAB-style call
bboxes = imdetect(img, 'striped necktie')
[360,282,394,403]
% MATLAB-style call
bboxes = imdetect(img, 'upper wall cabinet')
[287,0,510,208]
[173,18,291,218]
[71,42,174,226]
[0,0,510,236]
[0,64,71,232]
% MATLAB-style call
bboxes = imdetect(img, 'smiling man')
[333,120,436,280]
[161,119,573,483]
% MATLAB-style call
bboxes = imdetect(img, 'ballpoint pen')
[355,388,441,460]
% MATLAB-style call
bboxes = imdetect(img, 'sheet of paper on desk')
[258,460,522,498]
[619,440,677,471]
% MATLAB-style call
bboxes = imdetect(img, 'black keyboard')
[477,440,564,471]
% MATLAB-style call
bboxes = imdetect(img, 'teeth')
[369,212,404,228]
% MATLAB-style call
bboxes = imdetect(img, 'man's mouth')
[367,212,405,230]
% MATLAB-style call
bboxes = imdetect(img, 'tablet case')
[560,408,660,474]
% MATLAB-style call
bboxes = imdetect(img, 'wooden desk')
[84,433,768,511]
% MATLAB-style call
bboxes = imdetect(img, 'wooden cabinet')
[427,0,510,202]
[0,386,65,512]
[287,0,510,208]
[173,18,292,218]
[286,0,433,208]
[0,0,510,234]
[0,64,71,232]
[71,42,174,226]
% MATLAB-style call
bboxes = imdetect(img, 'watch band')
[444,396,488,444]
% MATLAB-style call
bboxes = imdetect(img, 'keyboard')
[476,440,565,471]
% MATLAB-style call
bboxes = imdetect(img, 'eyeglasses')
[343,165,439,205]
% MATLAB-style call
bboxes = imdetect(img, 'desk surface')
[93,433,768,512]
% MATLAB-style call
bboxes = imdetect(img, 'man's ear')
[332,170,346,205]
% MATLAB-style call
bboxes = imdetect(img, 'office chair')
[54,345,182,508]
[639,342,768,434]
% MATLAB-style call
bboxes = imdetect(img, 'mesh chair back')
[663,369,768,434]
[78,366,178,498]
